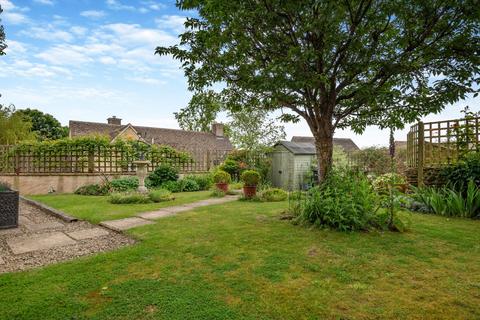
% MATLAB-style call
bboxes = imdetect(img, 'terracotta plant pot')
[216,183,229,192]
[243,185,257,199]
[0,189,19,229]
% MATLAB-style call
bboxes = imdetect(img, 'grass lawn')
[1,201,479,319]
[28,191,212,223]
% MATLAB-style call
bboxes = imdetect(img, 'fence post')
[417,121,425,187]
[88,149,94,173]
[206,150,211,171]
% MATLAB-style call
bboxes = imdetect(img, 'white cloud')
[70,26,87,36]
[143,1,166,11]
[103,23,177,46]
[33,0,54,5]
[21,25,74,42]
[80,10,106,19]
[155,15,186,34]
[0,0,30,24]
[36,45,93,65]
[129,76,164,85]
[4,40,27,54]
[0,59,72,78]
[0,0,15,10]
[105,0,135,11]
[99,56,116,65]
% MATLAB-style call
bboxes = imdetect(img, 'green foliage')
[0,104,35,144]
[175,90,222,132]
[148,165,179,188]
[15,109,68,141]
[259,188,288,202]
[0,181,10,192]
[157,0,479,180]
[412,181,480,218]
[110,177,139,193]
[74,183,110,196]
[179,178,200,192]
[109,192,151,204]
[219,159,241,178]
[210,188,226,198]
[148,189,174,203]
[0,5,6,56]
[213,170,231,184]
[372,173,407,194]
[442,152,480,194]
[160,180,183,193]
[295,169,381,231]
[184,174,213,191]
[352,147,391,176]
[223,149,271,183]
[241,170,260,186]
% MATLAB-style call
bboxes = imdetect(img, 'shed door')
[271,151,290,189]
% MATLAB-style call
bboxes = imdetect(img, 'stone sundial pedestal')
[133,160,150,194]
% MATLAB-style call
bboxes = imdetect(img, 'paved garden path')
[100,195,239,231]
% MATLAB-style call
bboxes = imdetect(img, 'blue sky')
[1,0,479,148]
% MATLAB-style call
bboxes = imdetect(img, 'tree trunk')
[313,130,334,183]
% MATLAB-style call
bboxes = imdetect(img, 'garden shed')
[270,141,317,190]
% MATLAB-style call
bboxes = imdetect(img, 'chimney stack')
[211,123,224,137]
[107,116,122,125]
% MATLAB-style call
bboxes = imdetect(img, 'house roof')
[69,120,233,151]
[275,141,317,155]
[291,136,360,152]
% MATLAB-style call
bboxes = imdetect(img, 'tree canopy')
[0,5,6,56]
[15,108,69,141]
[157,0,480,180]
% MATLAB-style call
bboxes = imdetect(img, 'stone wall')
[405,167,446,187]
[0,173,135,195]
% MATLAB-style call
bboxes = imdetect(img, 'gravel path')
[0,201,135,274]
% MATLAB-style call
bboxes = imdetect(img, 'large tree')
[157,0,479,181]
[0,105,34,144]
[0,5,6,56]
[15,109,69,141]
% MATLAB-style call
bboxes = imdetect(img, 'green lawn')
[29,191,212,223]
[1,201,479,319]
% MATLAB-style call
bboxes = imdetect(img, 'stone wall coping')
[20,196,78,223]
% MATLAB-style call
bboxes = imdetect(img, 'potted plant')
[213,170,231,192]
[241,170,261,198]
[0,182,19,229]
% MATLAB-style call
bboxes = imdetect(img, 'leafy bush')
[210,188,226,198]
[296,169,380,231]
[160,180,183,193]
[241,170,260,186]
[412,181,480,218]
[179,178,200,192]
[213,170,231,184]
[219,159,241,178]
[148,189,174,202]
[184,174,213,190]
[229,182,243,190]
[148,164,179,188]
[372,173,407,194]
[110,177,139,192]
[109,192,151,204]
[75,183,110,196]
[260,188,288,202]
[442,152,480,194]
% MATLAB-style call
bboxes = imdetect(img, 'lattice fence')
[0,145,230,174]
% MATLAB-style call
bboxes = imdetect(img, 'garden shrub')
[260,188,288,202]
[442,152,480,194]
[148,164,179,187]
[109,192,151,204]
[213,170,231,184]
[75,183,110,196]
[184,174,213,190]
[210,188,226,198]
[241,170,260,186]
[412,181,480,218]
[295,169,380,231]
[219,159,241,179]
[179,178,200,192]
[148,189,174,202]
[110,177,139,192]
[160,180,183,193]
[372,173,407,194]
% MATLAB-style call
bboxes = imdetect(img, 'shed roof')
[291,136,360,152]
[275,141,317,155]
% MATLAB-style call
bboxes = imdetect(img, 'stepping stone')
[100,217,154,231]
[67,228,110,240]
[0,227,23,236]
[7,232,76,255]
[163,205,196,213]
[137,210,175,220]
[25,221,64,232]
[0,256,5,265]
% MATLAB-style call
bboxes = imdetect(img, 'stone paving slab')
[100,217,154,231]
[0,227,23,236]
[7,232,77,255]
[0,257,4,265]
[67,228,110,240]
[25,221,64,232]
[137,210,176,220]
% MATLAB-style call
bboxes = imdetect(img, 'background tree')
[0,105,35,144]
[0,5,6,56]
[175,91,222,131]
[157,0,480,181]
[227,108,285,151]
[15,109,68,141]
